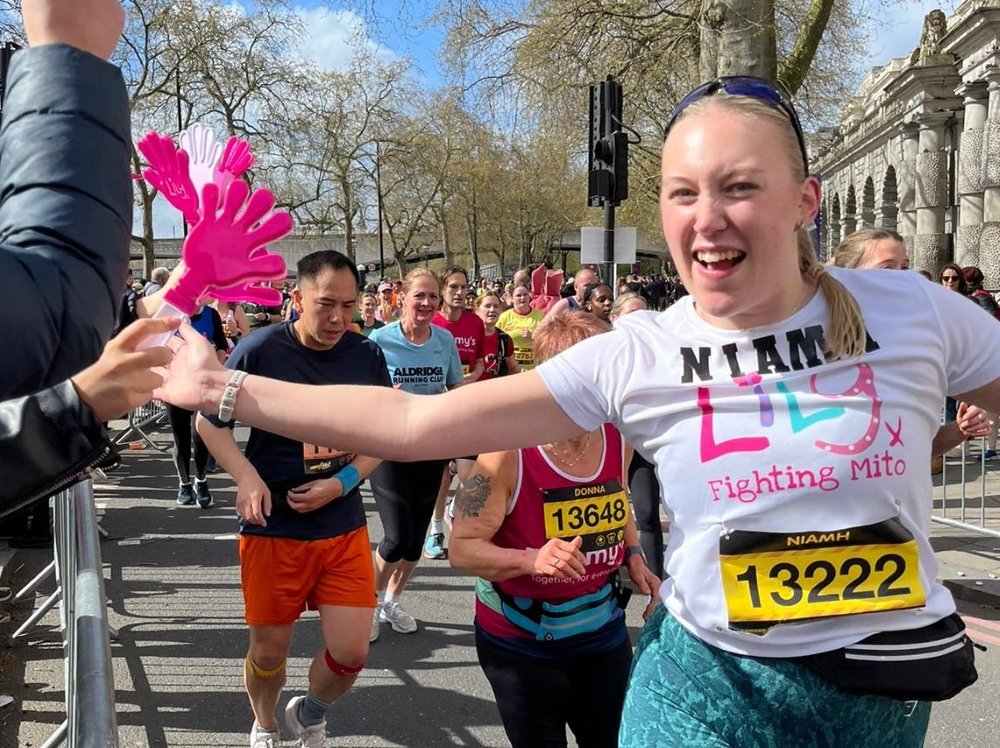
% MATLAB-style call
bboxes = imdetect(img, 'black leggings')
[476,628,632,748]
[166,404,208,485]
[628,453,664,579]
[370,459,447,563]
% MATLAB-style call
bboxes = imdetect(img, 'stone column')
[913,112,951,274]
[897,122,919,260]
[981,69,1000,288]
[956,81,988,269]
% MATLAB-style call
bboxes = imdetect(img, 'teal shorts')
[620,605,931,747]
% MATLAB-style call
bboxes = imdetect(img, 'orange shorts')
[239,526,376,626]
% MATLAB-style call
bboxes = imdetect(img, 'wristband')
[625,545,645,562]
[336,464,361,495]
[218,370,248,423]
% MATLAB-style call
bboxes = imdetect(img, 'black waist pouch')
[794,613,979,702]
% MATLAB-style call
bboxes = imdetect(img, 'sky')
[139,0,964,240]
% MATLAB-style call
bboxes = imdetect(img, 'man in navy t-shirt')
[198,250,391,747]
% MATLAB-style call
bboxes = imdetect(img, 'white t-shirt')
[537,267,1000,657]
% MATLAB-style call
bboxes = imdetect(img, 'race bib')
[514,348,534,365]
[541,480,630,554]
[302,443,354,475]
[719,518,925,633]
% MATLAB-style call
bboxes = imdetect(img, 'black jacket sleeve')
[0,380,111,518]
[0,44,131,399]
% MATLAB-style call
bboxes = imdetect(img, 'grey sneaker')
[194,479,213,508]
[445,498,456,530]
[370,605,381,642]
[176,484,196,506]
[249,724,279,748]
[379,600,417,633]
[284,695,326,748]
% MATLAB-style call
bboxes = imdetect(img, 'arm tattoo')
[454,474,490,519]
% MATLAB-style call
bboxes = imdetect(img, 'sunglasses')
[664,76,809,174]
[941,275,961,282]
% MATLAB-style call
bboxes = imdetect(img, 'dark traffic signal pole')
[588,76,629,286]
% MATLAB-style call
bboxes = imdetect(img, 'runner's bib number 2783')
[719,518,926,633]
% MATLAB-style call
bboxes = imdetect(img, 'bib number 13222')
[718,519,926,632]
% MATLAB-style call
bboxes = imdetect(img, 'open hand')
[137,132,200,225]
[71,317,179,421]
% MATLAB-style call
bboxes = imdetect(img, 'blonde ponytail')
[797,230,867,360]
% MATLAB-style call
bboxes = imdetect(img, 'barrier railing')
[112,399,169,452]
[933,436,1000,539]
[10,481,118,747]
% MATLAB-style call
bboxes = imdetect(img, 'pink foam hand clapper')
[178,123,222,200]
[145,179,292,348]
[210,281,283,307]
[136,132,200,225]
[215,136,255,193]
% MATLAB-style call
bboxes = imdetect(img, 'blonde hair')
[360,292,377,304]
[610,291,647,321]
[676,94,868,360]
[829,228,905,269]
[474,291,501,310]
[401,267,440,295]
[533,311,610,365]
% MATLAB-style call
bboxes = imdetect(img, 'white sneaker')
[370,605,381,643]
[284,695,326,748]
[444,497,456,530]
[379,600,417,633]
[250,724,279,748]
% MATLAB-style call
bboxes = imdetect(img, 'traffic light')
[588,76,628,207]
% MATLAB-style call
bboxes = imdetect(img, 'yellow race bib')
[541,480,631,554]
[719,519,925,633]
[302,443,354,475]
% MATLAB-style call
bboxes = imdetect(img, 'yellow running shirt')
[496,308,545,370]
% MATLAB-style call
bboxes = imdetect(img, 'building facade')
[814,1,1000,286]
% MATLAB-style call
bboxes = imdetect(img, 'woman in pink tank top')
[449,311,659,748]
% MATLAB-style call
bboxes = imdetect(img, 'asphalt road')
[2,437,999,747]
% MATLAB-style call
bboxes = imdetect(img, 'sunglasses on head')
[664,76,809,174]
[941,275,960,281]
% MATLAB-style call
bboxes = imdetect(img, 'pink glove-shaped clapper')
[209,281,284,307]
[178,123,222,203]
[165,179,292,316]
[137,132,200,225]
[215,136,255,194]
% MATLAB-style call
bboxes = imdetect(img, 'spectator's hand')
[532,535,586,579]
[71,317,179,421]
[153,322,227,411]
[23,0,125,60]
[957,402,993,439]
[286,478,341,513]
[235,472,271,527]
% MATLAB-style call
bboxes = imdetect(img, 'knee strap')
[324,649,364,677]
[246,653,286,680]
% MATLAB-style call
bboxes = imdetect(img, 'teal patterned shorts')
[620,605,930,747]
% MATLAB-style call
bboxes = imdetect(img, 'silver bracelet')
[218,370,248,423]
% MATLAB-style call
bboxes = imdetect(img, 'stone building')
[814,1,1000,286]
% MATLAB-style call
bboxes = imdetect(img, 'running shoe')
[379,600,417,633]
[249,724,279,748]
[284,695,326,748]
[195,479,213,508]
[983,449,998,461]
[370,605,381,643]
[445,498,456,530]
[423,532,446,559]
[176,484,196,506]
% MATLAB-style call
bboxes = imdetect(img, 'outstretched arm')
[157,324,583,462]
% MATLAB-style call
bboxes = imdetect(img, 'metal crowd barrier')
[934,435,1000,539]
[10,481,118,747]
[112,399,168,452]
